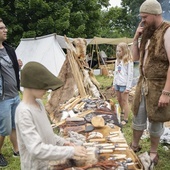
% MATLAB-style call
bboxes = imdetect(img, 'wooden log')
[54,109,94,127]
[66,48,87,97]
[59,96,77,110]
[67,96,82,110]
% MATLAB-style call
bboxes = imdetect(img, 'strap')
[0,57,4,99]
[0,57,1,72]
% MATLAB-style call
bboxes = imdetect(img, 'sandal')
[121,119,128,125]
[120,112,124,119]
[121,112,124,115]
[130,143,142,153]
[149,151,159,166]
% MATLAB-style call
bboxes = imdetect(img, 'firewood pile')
[64,36,103,98]
[50,94,119,127]
[46,36,105,124]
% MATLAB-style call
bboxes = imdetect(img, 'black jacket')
[2,42,20,91]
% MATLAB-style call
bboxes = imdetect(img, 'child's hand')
[73,146,87,157]
[17,59,23,69]
[64,142,75,146]
[112,86,115,92]
[124,90,130,94]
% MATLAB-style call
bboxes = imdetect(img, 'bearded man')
[130,0,170,167]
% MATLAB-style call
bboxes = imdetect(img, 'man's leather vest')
[132,22,170,122]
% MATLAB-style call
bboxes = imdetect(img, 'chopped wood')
[59,96,81,110]
[67,96,82,110]
[65,36,87,97]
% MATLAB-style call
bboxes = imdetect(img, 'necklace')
[157,20,164,30]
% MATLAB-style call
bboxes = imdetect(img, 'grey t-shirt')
[0,48,18,99]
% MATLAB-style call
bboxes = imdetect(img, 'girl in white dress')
[112,42,134,125]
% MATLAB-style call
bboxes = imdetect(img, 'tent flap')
[16,34,66,76]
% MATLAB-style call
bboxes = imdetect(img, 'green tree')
[120,0,170,36]
[0,0,110,46]
[159,0,170,21]
[101,6,135,38]
[120,0,143,36]
[0,0,168,47]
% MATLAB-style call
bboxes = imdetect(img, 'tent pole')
[97,46,109,76]
[96,44,100,68]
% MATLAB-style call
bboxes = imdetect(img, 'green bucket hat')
[21,62,64,90]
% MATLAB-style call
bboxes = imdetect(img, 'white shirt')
[113,60,134,90]
[15,99,74,170]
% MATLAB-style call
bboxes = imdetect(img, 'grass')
[1,75,170,170]
[95,75,170,170]
[0,137,20,170]
[122,113,170,170]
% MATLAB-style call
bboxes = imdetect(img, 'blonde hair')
[116,42,133,64]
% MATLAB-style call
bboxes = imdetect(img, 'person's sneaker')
[0,153,8,167]
[13,151,20,157]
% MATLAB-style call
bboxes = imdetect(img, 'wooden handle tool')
[89,138,106,142]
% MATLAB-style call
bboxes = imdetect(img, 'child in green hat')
[15,61,87,170]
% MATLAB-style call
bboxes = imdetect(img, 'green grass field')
[96,75,170,170]
[1,75,170,170]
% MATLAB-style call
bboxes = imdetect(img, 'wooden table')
[85,125,143,170]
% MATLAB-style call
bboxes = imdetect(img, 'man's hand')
[134,21,144,40]
[158,94,170,107]
[17,59,23,69]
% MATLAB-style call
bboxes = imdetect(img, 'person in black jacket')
[0,18,22,167]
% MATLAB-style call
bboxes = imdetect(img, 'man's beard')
[140,23,157,51]
[142,23,157,40]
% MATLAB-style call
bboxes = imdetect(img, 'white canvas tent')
[56,35,92,49]
[16,33,66,76]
